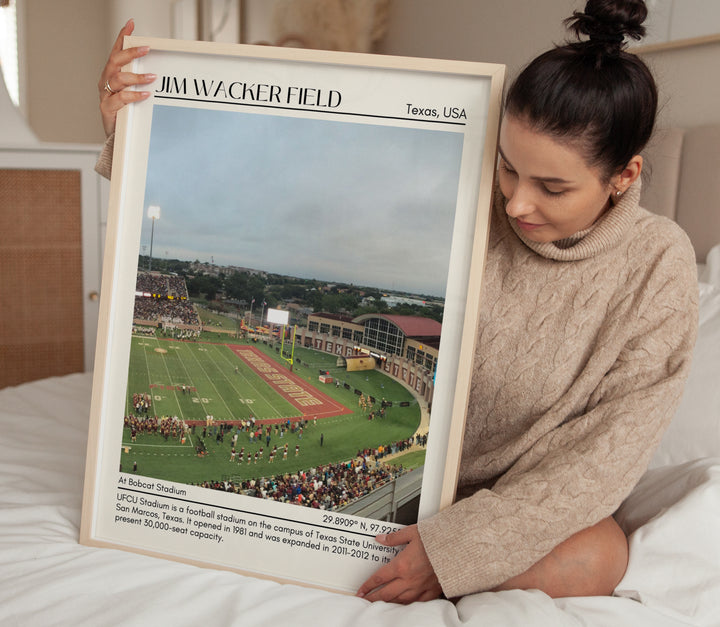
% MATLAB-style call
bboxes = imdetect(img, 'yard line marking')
[137,336,155,414]
[183,339,237,419]
[164,340,204,426]
[120,443,187,448]
[150,337,187,421]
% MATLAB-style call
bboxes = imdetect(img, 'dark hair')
[504,0,657,182]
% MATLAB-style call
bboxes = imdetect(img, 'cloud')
[141,105,463,296]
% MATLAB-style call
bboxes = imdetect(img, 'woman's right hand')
[98,18,156,137]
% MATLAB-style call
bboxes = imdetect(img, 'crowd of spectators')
[124,412,188,441]
[134,296,200,325]
[125,415,424,511]
[133,272,200,326]
[136,272,189,299]
[358,433,427,460]
[201,457,409,510]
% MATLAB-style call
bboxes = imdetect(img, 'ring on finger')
[104,79,118,95]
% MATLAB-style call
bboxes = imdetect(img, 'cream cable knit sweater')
[95,134,113,180]
[418,181,698,598]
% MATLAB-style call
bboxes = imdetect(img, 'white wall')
[379,0,720,131]
[242,0,276,45]
[644,0,720,45]
[379,0,576,82]
[24,0,108,143]
[22,0,220,144]
[22,0,174,144]
[17,0,720,143]
[639,40,720,128]
[106,0,176,41]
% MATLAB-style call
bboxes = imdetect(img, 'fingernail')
[376,534,387,543]
[145,73,157,81]
[139,46,150,54]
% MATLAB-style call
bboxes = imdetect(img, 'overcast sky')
[141,104,464,297]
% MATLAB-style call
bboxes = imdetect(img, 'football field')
[122,335,423,485]
[126,336,349,424]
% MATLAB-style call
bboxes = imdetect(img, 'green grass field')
[122,332,424,486]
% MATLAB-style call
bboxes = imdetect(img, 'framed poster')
[80,36,504,594]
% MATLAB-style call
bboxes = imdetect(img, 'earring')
[615,190,622,197]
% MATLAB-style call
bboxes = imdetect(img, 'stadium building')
[299,312,440,403]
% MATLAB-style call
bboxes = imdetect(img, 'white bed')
[1,254,719,627]
[2,126,720,625]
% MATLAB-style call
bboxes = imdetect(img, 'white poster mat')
[81,37,504,594]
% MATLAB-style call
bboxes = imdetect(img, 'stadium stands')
[203,456,411,511]
[134,272,201,326]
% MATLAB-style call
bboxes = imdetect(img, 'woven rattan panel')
[0,169,84,388]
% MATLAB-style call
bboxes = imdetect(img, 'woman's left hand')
[356,524,442,603]
[98,19,156,137]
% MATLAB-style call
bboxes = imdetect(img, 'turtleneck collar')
[502,179,642,261]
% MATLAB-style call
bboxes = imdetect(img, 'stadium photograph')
[123,305,429,517]
[119,101,465,521]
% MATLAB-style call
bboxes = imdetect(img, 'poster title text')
[155,75,342,108]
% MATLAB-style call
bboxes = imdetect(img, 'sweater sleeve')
[417,234,699,598]
[94,133,115,180]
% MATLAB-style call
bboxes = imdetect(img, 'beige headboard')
[641,125,720,262]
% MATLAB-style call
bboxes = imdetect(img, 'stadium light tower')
[147,205,161,271]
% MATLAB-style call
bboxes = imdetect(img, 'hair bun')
[565,0,648,52]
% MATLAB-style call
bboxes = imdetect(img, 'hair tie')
[589,32,625,45]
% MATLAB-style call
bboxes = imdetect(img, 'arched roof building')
[298,312,441,402]
[352,313,441,357]
[306,311,441,375]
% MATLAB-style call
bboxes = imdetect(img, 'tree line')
[137,255,443,322]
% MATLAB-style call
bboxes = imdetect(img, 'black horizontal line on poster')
[120,486,379,538]
[153,94,467,126]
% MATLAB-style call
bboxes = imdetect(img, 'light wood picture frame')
[80,36,504,593]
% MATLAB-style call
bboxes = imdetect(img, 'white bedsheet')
[0,373,718,627]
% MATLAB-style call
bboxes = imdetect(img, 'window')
[362,317,404,356]
[0,0,19,108]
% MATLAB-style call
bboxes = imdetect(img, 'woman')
[97,0,698,604]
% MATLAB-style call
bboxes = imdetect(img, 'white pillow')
[649,243,720,468]
[698,242,720,287]
[614,458,720,626]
